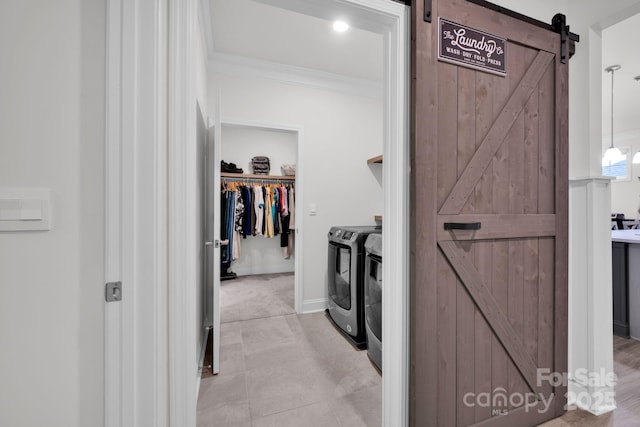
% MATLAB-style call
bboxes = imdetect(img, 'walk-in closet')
[219,125,297,277]
[218,124,298,325]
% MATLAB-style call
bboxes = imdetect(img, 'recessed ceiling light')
[333,21,349,33]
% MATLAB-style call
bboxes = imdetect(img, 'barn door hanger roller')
[424,0,432,22]
[552,13,580,64]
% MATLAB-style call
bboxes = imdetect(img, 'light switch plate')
[0,188,51,231]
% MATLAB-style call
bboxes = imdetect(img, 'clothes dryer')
[364,233,383,371]
[327,225,381,349]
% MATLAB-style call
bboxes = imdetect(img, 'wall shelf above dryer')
[367,155,383,164]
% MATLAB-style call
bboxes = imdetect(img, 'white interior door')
[204,117,217,374]
[210,94,222,374]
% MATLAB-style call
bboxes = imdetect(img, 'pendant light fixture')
[602,65,624,167]
[633,75,640,164]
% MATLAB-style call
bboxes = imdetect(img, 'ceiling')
[602,13,640,143]
[204,0,384,82]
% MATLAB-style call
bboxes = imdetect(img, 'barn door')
[411,0,571,426]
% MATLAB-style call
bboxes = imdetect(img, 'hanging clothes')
[286,185,295,259]
[219,180,296,265]
[262,186,268,235]
[220,188,230,265]
[225,186,235,263]
[253,185,264,236]
[242,185,252,238]
[233,189,244,260]
[272,186,280,236]
[265,186,275,238]
[278,185,290,257]
[289,185,295,229]
[280,186,289,217]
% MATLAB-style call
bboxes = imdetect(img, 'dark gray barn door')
[411,0,569,426]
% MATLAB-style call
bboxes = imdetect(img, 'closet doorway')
[214,118,303,323]
[218,120,301,298]
[206,116,303,375]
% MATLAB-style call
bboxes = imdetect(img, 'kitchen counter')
[612,230,640,340]
[612,229,640,244]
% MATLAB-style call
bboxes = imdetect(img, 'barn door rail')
[424,0,580,61]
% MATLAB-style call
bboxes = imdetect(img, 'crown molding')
[209,52,383,100]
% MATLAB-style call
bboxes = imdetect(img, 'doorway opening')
[217,121,302,316]
[195,0,408,425]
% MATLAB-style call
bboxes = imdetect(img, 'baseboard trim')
[568,380,616,415]
[302,298,328,314]
[231,265,295,277]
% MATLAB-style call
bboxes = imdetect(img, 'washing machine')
[364,233,382,371]
[327,225,381,349]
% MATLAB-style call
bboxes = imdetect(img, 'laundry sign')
[438,18,507,76]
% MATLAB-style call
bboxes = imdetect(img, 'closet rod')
[220,172,295,183]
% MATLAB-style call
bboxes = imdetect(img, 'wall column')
[568,177,616,415]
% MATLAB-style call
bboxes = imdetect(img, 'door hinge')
[105,281,122,302]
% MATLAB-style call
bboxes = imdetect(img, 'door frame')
[216,117,305,314]
[105,0,409,426]
[105,0,170,425]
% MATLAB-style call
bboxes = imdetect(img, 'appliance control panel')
[333,229,355,241]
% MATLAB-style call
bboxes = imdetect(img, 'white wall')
[491,0,569,23]
[195,11,209,120]
[211,73,383,305]
[221,125,297,276]
[0,1,105,426]
[222,125,297,175]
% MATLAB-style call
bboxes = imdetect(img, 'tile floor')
[200,274,640,427]
[197,275,382,427]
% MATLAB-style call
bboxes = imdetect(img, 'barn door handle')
[444,222,481,231]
